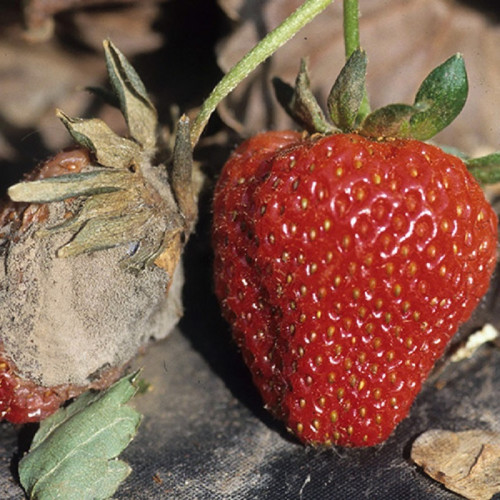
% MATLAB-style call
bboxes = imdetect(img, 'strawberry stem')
[342,0,360,59]
[189,0,334,147]
[342,0,370,120]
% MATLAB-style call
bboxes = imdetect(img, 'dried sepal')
[8,170,129,203]
[36,191,141,237]
[57,111,141,169]
[103,39,158,150]
[57,212,150,258]
[172,115,196,228]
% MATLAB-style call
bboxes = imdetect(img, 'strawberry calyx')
[274,50,468,142]
[8,40,197,276]
[273,47,500,186]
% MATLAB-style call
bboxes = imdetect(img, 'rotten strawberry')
[0,41,197,423]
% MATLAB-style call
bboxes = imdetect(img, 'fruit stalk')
[190,0,334,147]
[342,0,360,59]
[342,0,370,120]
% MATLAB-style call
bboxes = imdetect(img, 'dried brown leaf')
[58,3,165,54]
[23,0,138,42]
[217,0,500,153]
[412,429,500,500]
[0,40,101,130]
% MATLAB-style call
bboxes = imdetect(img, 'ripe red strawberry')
[212,52,499,447]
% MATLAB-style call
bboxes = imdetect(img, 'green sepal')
[19,372,142,500]
[435,144,469,161]
[103,39,158,150]
[57,110,141,169]
[359,103,417,139]
[327,48,367,131]
[273,59,337,135]
[8,170,129,203]
[409,54,468,141]
[466,153,500,184]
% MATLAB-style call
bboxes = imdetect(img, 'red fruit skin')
[0,353,66,424]
[213,132,498,447]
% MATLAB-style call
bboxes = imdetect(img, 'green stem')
[343,0,370,119]
[343,0,360,59]
[190,0,334,147]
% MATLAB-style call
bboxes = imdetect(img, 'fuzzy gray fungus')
[0,202,183,388]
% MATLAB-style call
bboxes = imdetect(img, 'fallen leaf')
[411,429,500,500]
[56,2,165,55]
[18,372,141,500]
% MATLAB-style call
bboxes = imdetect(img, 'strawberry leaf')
[359,103,418,139]
[19,373,141,500]
[327,48,367,131]
[409,54,468,141]
[466,153,500,184]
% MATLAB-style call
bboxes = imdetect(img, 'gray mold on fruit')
[0,200,183,387]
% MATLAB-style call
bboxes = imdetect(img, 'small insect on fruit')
[212,50,498,446]
[0,41,198,423]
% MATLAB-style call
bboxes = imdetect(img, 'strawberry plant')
[212,0,499,447]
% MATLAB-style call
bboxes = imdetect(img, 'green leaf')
[410,54,468,141]
[466,153,500,184]
[103,39,158,150]
[273,59,337,134]
[57,110,141,169]
[19,373,141,500]
[327,48,367,130]
[359,103,418,139]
